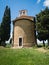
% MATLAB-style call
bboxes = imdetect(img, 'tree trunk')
[48,39,49,46]
[43,40,45,47]
[1,41,6,47]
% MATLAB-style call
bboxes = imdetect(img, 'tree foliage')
[0,6,11,46]
[0,24,1,44]
[36,7,49,46]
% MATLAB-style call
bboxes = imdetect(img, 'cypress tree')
[1,6,11,46]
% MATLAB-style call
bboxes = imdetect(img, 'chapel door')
[19,38,22,46]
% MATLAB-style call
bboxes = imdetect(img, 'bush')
[47,46,49,49]
[0,41,6,47]
[6,44,11,48]
[37,44,43,48]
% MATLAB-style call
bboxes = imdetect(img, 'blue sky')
[0,0,49,22]
[0,0,49,43]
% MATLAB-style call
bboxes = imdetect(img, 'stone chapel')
[12,10,36,47]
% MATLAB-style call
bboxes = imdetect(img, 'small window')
[23,11,25,14]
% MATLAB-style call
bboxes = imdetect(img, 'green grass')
[0,47,49,65]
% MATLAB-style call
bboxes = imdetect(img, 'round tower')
[12,10,36,47]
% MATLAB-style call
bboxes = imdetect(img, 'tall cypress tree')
[1,6,11,46]
[0,24,1,45]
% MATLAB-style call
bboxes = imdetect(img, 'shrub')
[6,44,11,48]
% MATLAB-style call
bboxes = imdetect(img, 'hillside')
[0,47,49,65]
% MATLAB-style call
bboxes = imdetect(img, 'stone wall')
[13,19,36,47]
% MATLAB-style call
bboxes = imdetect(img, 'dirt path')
[35,48,48,53]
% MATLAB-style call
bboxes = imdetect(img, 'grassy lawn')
[0,47,49,65]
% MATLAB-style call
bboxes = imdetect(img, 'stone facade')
[12,10,36,47]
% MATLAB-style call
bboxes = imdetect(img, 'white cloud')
[37,0,41,3]
[43,0,49,7]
